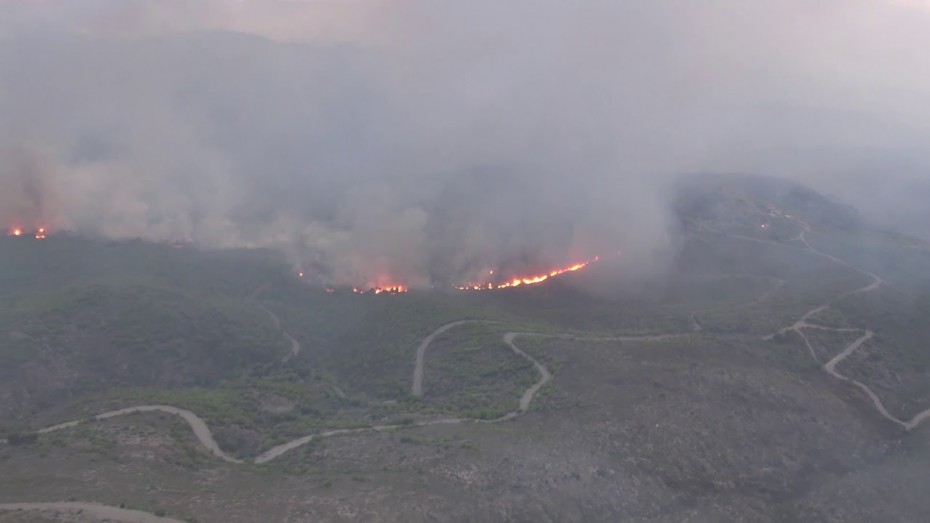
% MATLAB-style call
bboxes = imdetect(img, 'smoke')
[0,147,64,230]
[1,0,929,286]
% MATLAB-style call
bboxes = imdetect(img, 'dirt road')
[411,320,483,397]
[38,405,242,464]
[712,200,929,431]
[0,502,184,523]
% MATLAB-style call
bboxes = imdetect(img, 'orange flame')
[456,255,602,291]
[330,253,611,295]
[8,226,48,239]
[352,284,408,295]
[347,275,410,294]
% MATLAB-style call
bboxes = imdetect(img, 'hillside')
[2,174,930,522]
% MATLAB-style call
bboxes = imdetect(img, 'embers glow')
[353,285,408,295]
[326,254,610,295]
[456,256,601,291]
[8,226,48,239]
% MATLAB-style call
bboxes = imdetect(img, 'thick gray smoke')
[1,0,929,287]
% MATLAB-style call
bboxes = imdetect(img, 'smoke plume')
[2,0,929,286]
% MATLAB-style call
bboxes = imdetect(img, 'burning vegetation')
[7,225,47,239]
[353,285,409,295]
[455,256,601,291]
[316,255,605,295]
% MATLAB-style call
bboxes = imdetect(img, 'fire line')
[322,254,608,294]
[455,255,601,291]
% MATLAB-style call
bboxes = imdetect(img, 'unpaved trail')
[499,330,701,412]
[8,250,821,468]
[30,405,464,466]
[822,330,930,431]
[709,198,929,431]
[412,320,483,397]
[11,237,825,467]
[21,320,694,465]
[38,406,242,464]
[502,332,552,412]
[20,265,772,465]
[16,206,925,477]
[255,423,403,464]
[12,192,929,523]
[756,220,927,429]
[0,502,184,522]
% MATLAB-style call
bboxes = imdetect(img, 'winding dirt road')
[765,219,930,430]
[505,332,552,412]
[21,320,692,467]
[0,502,184,522]
[38,406,242,464]
[411,320,484,397]
[8,196,930,520]
[819,327,930,431]
[714,198,930,431]
[12,263,792,469]
[16,218,926,486]
[2,234,808,515]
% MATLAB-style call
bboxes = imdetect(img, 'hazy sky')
[1,1,929,286]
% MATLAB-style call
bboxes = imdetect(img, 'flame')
[456,255,602,291]
[352,284,408,295]
[328,253,611,295]
[348,276,409,294]
[8,226,48,239]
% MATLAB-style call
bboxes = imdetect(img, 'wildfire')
[8,226,47,239]
[353,285,408,295]
[456,255,601,291]
[325,253,611,295]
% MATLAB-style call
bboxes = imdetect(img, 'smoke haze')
[2,0,929,286]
